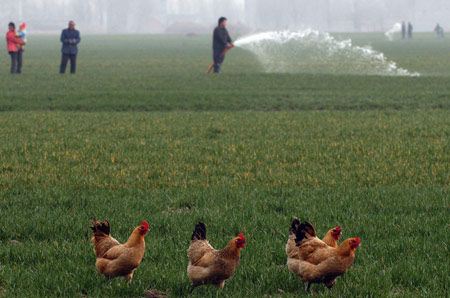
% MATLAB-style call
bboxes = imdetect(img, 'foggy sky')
[1,0,449,34]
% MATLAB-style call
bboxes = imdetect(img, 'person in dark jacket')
[407,22,413,39]
[434,24,444,38]
[401,21,406,40]
[212,17,233,73]
[60,20,80,74]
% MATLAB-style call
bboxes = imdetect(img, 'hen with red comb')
[322,225,342,248]
[188,222,245,289]
[286,219,360,292]
[90,219,149,284]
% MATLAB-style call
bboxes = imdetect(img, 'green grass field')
[0,34,449,297]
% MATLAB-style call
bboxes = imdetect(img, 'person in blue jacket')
[60,20,80,74]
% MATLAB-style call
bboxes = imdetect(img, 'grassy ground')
[0,33,450,111]
[0,34,449,297]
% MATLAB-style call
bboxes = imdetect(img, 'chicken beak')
[139,227,149,235]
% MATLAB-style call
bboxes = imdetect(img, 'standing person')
[6,22,24,74]
[434,24,441,38]
[60,20,80,74]
[401,21,406,40]
[434,24,444,38]
[16,23,27,74]
[212,17,233,73]
[407,22,413,39]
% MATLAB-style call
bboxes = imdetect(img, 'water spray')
[385,23,402,41]
[234,29,419,76]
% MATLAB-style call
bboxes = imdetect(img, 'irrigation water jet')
[385,23,402,41]
[234,29,419,76]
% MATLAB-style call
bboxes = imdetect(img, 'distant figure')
[6,22,25,74]
[60,20,80,74]
[16,23,27,73]
[212,17,233,73]
[407,22,413,39]
[401,21,406,40]
[434,24,444,38]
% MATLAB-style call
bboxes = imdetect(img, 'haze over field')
[0,0,449,34]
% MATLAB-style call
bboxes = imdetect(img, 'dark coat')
[60,28,81,55]
[213,26,232,54]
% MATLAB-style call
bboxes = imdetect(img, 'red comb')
[355,237,360,243]
[335,226,341,231]
[141,221,149,229]
[238,233,246,241]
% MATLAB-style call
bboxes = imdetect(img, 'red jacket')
[6,30,24,52]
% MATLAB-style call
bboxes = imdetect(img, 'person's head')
[68,20,75,30]
[19,23,26,31]
[8,22,15,31]
[218,17,227,27]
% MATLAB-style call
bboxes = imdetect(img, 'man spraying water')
[207,17,234,73]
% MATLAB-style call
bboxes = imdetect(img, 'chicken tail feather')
[90,218,111,236]
[295,221,317,245]
[290,217,301,235]
[191,221,207,241]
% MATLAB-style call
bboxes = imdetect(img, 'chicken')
[187,222,246,289]
[286,219,340,261]
[90,219,149,284]
[286,219,360,292]
[322,225,342,248]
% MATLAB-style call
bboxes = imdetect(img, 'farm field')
[0,34,449,297]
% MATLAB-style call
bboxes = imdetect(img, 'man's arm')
[61,30,71,44]
[218,29,230,47]
[75,31,81,44]
[70,31,80,45]
[226,30,232,43]
[225,30,233,48]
